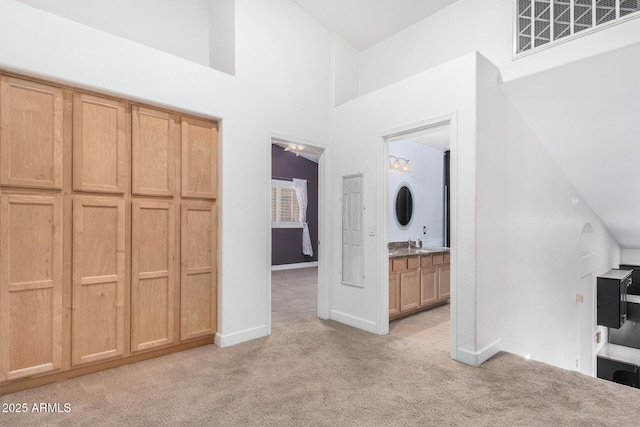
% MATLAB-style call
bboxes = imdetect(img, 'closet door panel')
[73,93,127,194]
[0,77,63,189]
[181,117,217,199]
[181,202,216,340]
[132,107,175,197]
[131,201,175,352]
[72,197,125,366]
[0,195,62,381]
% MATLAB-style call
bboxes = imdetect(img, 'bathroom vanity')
[388,247,450,320]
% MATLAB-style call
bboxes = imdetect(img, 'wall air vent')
[516,0,640,54]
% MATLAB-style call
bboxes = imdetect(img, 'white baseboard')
[329,309,378,334]
[271,261,318,271]
[455,339,501,367]
[214,324,269,348]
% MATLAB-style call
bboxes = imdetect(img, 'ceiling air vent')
[516,0,640,54]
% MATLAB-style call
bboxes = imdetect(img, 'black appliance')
[618,264,640,295]
[597,269,631,329]
[597,356,639,388]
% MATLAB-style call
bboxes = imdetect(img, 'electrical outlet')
[423,226,426,234]
[576,359,580,368]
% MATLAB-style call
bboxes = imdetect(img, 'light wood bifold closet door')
[0,71,218,395]
[131,201,175,352]
[181,202,217,340]
[132,106,175,197]
[0,195,63,381]
[0,76,63,189]
[72,198,125,366]
[181,117,218,200]
[73,93,127,194]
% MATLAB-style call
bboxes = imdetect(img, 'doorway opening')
[384,121,454,354]
[267,137,327,334]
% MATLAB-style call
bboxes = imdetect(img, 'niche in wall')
[17,0,235,74]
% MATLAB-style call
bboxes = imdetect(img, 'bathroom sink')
[412,247,449,253]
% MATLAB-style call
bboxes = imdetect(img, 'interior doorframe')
[378,113,459,360]
[265,133,331,335]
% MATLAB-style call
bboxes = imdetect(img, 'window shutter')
[271,179,302,227]
[271,187,277,221]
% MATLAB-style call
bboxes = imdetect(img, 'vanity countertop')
[388,247,450,258]
[598,343,640,367]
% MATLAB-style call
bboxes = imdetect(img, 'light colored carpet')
[2,267,640,426]
[390,304,450,353]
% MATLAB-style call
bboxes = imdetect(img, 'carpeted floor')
[2,267,640,426]
[390,303,450,353]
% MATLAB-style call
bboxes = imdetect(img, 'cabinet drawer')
[420,255,432,267]
[433,254,444,265]
[391,258,407,272]
[407,256,419,270]
[444,253,450,264]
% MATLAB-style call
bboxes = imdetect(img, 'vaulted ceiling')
[502,43,640,248]
[291,0,459,51]
[16,0,639,248]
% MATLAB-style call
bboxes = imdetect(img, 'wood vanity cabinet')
[389,252,450,321]
[0,72,219,395]
[439,264,451,301]
[420,267,438,306]
[389,261,400,316]
[400,270,420,312]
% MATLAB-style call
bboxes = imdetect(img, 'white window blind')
[271,179,302,228]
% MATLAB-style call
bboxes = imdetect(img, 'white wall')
[331,33,359,106]
[17,0,211,66]
[621,249,640,264]
[0,0,333,347]
[330,53,481,363]
[1,0,627,374]
[209,0,236,75]
[357,0,640,94]
[475,55,621,371]
[388,143,444,247]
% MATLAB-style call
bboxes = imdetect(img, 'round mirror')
[395,184,413,228]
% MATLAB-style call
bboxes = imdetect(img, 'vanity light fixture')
[285,144,304,156]
[388,155,410,172]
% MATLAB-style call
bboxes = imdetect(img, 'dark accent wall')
[271,145,318,265]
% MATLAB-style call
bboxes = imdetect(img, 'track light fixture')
[388,155,410,172]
